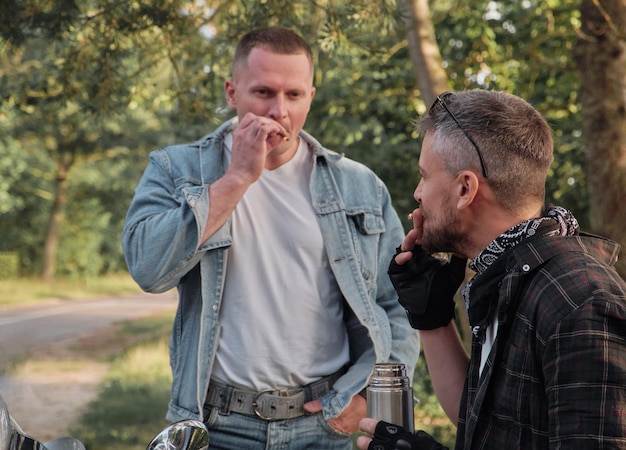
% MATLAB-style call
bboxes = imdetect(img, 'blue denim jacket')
[122,119,420,422]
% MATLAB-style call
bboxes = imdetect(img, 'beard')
[420,199,465,255]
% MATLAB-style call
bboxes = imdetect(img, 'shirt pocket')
[347,209,386,235]
[346,209,385,290]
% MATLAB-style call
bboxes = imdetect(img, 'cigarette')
[278,133,289,141]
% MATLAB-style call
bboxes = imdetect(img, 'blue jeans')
[203,407,353,449]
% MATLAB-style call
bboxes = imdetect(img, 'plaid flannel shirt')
[456,233,626,449]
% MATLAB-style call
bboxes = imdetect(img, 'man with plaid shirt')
[357,90,626,450]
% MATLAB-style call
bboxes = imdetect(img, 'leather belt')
[205,369,344,421]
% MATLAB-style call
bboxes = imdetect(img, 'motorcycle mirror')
[1,396,11,450]
[0,395,48,450]
[146,420,209,450]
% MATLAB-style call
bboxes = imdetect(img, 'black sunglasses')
[429,92,488,178]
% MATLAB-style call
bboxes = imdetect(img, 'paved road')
[0,290,179,442]
[0,291,178,369]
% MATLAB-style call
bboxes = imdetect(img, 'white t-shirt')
[479,318,498,375]
[211,134,349,390]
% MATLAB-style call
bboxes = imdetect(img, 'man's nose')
[413,181,422,202]
[268,95,287,119]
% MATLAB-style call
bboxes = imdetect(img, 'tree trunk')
[40,159,70,282]
[399,0,450,106]
[574,0,626,279]
[401,0,472,348]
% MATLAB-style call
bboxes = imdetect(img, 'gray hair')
[415,90,554,211]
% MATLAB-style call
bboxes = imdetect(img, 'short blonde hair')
[233,27,314,80]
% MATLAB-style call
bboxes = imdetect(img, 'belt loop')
[218,383,233,415]
[308,379,328,401]
[224,384,235,414]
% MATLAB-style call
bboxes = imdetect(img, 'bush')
[0,252,19,279]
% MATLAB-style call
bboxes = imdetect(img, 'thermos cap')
[371,363,407,378]
[368,363,410,388]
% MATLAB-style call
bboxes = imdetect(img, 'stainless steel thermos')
[366,363,415,432]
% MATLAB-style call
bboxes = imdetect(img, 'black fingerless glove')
[367,421,448,450]
[388,245,467,330]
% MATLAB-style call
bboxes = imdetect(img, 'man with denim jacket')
[122,27,419,449]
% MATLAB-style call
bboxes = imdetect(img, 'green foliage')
[0,0,214,277]
[0,136,28,215]
[0,0,594,276]
[412,355,457,447]
[0,0,80,48]
[55,151,150,277]
[0,142,54,274]
[431,0,588,227]
[69,337,173,449]
[0,252,19,279]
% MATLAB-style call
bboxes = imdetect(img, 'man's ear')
[224,79,236,108]
[455,170,480,211]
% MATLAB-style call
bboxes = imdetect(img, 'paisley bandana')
[462,205,579,332]
[469,205,579,275]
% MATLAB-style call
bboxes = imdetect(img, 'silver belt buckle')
[252,389,278,420]
[252,388,300,421]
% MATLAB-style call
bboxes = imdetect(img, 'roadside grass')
[70,339,173,450]
[0,273,142,307]
[68,313,175,450]
[0,273,181,449]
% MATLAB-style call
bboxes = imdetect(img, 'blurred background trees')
[1,0,624,281]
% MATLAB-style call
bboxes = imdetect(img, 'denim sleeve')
[377,185,421,379]
[122,149,211,292]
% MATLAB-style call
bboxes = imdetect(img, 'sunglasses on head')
[429,92,488,178]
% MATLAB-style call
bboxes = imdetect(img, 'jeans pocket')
[316,413,352,438]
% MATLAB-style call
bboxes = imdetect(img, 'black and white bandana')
[469,205,579,275]
[462,205,579,329]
